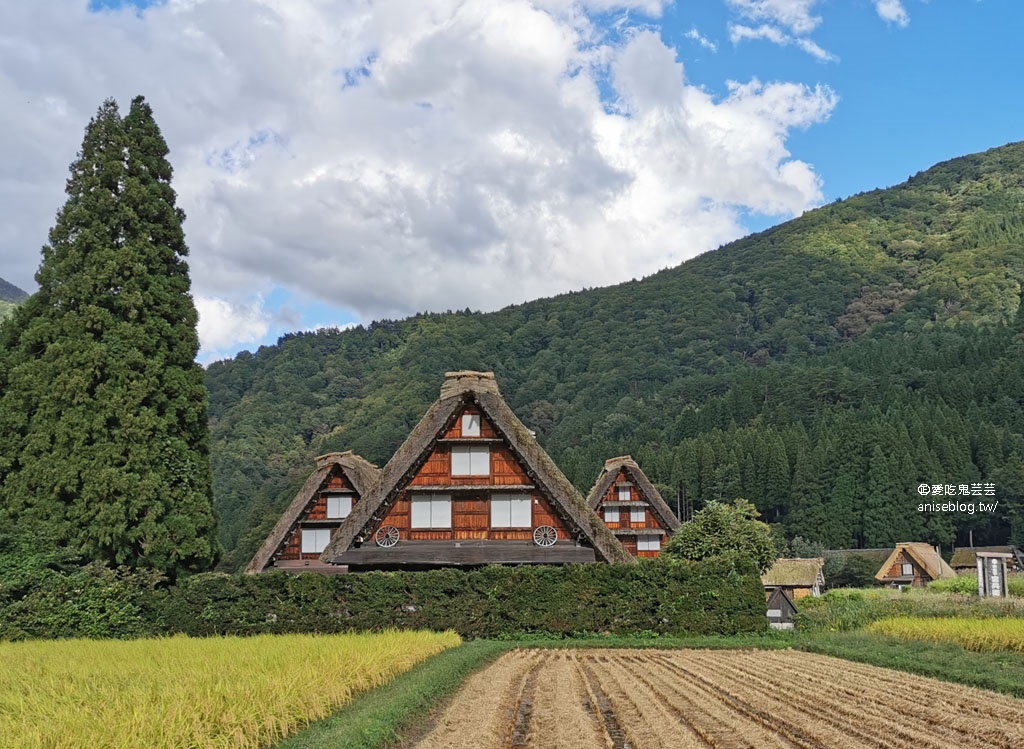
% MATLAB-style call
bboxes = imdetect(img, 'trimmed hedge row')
[2,554,767,640]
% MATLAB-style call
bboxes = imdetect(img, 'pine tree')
[0,97,219,578]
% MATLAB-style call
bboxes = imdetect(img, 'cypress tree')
[0,96,219,578]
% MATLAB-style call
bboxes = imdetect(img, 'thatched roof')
[875,542,956,582]
[321,371,634,565]
[244,451,380,574]
[761,557,825,588]
[950,545,1023,570]
[585,455,681,533]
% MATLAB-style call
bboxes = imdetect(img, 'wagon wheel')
[533,525,558,547]
[375,526,400,548]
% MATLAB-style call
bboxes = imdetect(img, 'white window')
[301,528,332,553]
[451,445,489,476]
[631,506,646,524]
[326,494,353,519]
[410,494,452,528]
[767,609,782,618]
[637,534,661,552]
[604,506,619,523]
[462,413,481,437]
[618,485,631,502]
[901,562,914,576]
[491,493,532,528]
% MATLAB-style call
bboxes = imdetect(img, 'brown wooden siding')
[277,466,359,562]
[597,467,667,557]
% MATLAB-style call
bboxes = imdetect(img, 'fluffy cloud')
[1,0,837,356]
[726,0,822,35]
[875,0,910,28]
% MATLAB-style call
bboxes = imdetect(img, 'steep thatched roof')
[761,557,825,588]
[585,455,681,533]
[321,371,634,565]
[875,542,956,582]
[950,545,1023,570]
[244,451,380,574]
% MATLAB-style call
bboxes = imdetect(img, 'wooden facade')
[322,371,633,569]
[585,456,681,558]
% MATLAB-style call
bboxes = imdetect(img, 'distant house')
[320,371,633,569]
[245,451,380,574]
[765,587,799,630]
[761,557,825,600]
[585,456,681,558]
[950,545,1023,574]
[875,542,956,587]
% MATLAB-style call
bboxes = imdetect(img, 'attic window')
[630,506,645,524]
[451,445,489,475]
[604,506,620,523]
[901,562,914,576]
[326,494,353,519]
[462,413,481,437]
[617,485,631,502]
[301,528,331,554]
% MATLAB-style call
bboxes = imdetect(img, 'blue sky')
[1,1,1022,362]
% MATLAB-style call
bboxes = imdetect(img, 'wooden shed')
[875,542,956,588]
[585,456,681,558]
[320,371,633,569]
[765,587,799,630]
[245,451,380,574]
[761,557,825,600]
[950,545,1023,574]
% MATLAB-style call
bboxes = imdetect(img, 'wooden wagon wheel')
[533,525,558,547]
[375,526,400,548]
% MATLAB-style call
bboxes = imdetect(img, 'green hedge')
[2,554,767,640]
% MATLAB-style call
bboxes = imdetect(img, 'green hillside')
[0,277,27,322]
[206,142,1024,571]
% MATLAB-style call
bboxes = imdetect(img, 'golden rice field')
[0,630,460,749]
[867,616,1024,653]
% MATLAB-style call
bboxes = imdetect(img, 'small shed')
[761,557,825,600]
[950,545,1023,574]
[875,542,956,588]
[765,587,798,630]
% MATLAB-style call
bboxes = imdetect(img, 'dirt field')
[414,648,1024,749]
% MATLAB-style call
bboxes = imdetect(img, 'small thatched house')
[950,545,1023,573]
[761,557,825,599]
[320,371,634,569]
[585,456,681,557]
[875,542,956,587]
[245,451,380,574]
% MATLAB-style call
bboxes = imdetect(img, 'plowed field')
[414,649,1024,749]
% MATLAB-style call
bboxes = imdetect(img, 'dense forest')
[169,142,1024,568]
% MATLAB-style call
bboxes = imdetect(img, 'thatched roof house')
[585,455,680,557]
[321,371,634,568]
[245,451,380,574]
[761,557,825,599]
[875,542,956,587]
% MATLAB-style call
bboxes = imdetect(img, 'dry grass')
[0,630,459,748]
[867,616,1024,652]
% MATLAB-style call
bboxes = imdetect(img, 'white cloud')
[195,295,270,358]
[726,0,822,35]
[875,0,910,28]
[1,0,837,355]
[685,27,718,53]
[729,23,835,61]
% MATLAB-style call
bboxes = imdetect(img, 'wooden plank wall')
[278,467,357,561]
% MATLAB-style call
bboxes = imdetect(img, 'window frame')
[617,485,631,502]
[325,493,353,520]
[604,505,620,523]
[490,492,532,528]
[461,413,481,437]
[637,534,661,552]
[451,444,490,476]
[410,493,452,529]
[630,505,646,524]
[301,528,332,554]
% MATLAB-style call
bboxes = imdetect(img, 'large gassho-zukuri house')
[586,456,681,557]
[249,371,634,572]
[245,451,380,573]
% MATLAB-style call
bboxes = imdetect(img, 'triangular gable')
[322,371,634,564]
[586,456,681,533]
[874,542,955,582]
[244,451,379,573]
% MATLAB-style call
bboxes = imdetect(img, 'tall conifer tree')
[0,97,219,578]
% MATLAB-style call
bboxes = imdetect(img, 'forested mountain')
[206,142,1024,571]
[0,277,27,321]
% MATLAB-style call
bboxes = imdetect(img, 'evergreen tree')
[0,97,219,579]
